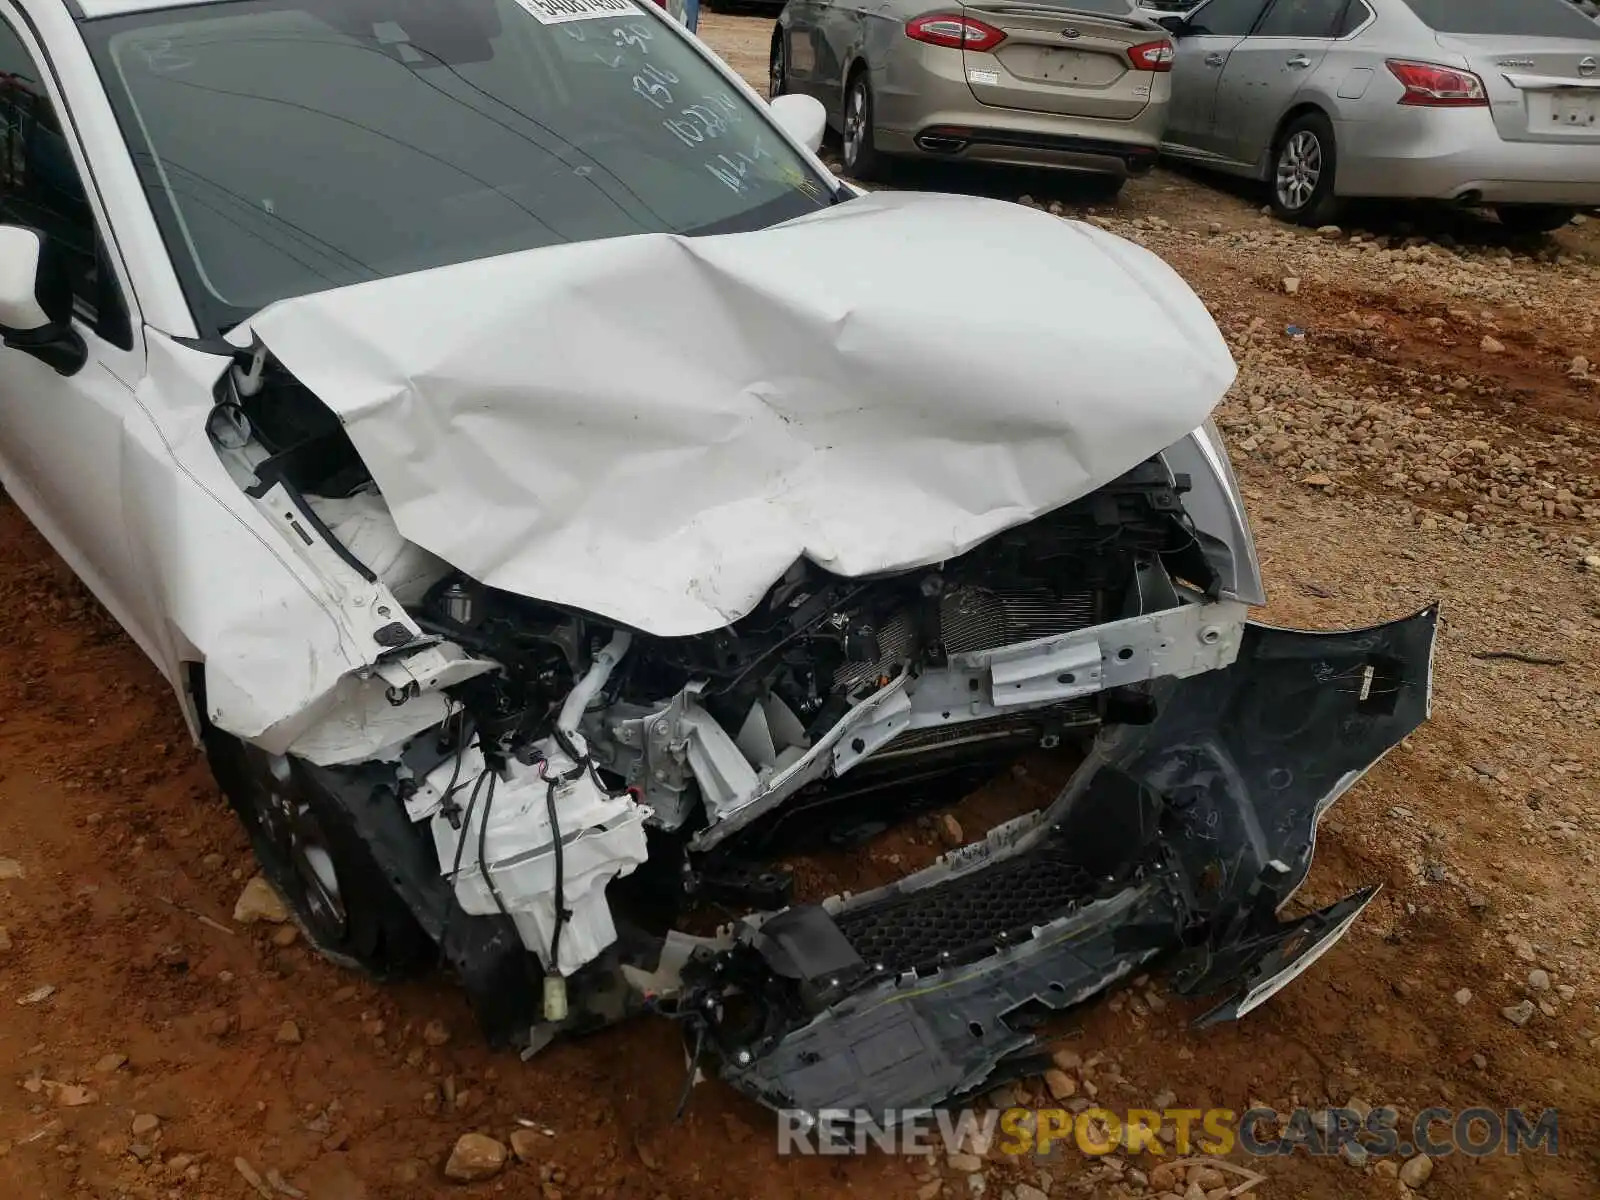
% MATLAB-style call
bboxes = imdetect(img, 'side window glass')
[1335,0,1372,35]
[1256,0,1349,37]
[1187,0,1272,37]
[0,19,130,346]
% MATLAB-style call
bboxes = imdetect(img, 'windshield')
[85,0,836,332]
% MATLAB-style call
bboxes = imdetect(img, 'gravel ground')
[2,14,1598,1200]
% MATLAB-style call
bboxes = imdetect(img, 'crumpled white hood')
[243,191,1235,636]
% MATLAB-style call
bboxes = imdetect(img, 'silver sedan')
[1158,0,1600,232]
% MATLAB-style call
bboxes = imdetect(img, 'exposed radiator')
[834,585,1098,693]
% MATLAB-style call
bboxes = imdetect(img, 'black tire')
[204,727,433,977]
[768,34,786,100]
[841,69,886,182]
[1495,204,1578,236]
[1269,111,1339,226]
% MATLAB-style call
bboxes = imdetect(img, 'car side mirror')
[0,225,86,376]
[1155,14,1188,34]
[768,93,827,153]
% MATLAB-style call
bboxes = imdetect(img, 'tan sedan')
[770,0,1175,194]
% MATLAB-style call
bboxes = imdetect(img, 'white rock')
[233,876,290,925]
[1043,1069,1076,1100]
[1528,969,1551,991]
[1398,1154,1434,1189]
[444,1133,507,1182]
[1503,1000,1535,1027]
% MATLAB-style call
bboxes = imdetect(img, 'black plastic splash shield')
[718,882,1177,1116]
[706,604,1439,1120]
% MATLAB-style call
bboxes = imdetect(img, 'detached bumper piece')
[678,605,1438,1120]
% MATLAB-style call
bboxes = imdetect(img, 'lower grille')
[834,841,1099,974]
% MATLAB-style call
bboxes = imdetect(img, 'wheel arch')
[769,24,786,98]
[1262,101,1335,184]
[183,659,210,739]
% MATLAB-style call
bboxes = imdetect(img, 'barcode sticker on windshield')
[515,0,641,23]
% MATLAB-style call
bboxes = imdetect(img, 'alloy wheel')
[1275,130,1322,213]
[248,752,348,941]
[769,43,785,99]
[843,81,867,167]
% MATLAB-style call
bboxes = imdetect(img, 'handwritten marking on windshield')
[130,38,195,75]
[632,63,678,110]
[555,9,811,199]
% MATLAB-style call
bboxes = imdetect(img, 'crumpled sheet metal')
[243,190,1236,636]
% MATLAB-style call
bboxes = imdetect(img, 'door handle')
[1286,54,1312,68]
[1204,52,1226,67]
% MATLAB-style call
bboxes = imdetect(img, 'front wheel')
[1270,112,1339,226]
[841,71,886,182]
[1495,204,1578,235]
[205,729,433,976]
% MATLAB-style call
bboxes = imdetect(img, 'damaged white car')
[0,0,1435,1119]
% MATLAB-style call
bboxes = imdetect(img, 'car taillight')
[1386,59,1488,107]
[905,14,1007,52]
[1128,39,1175,72]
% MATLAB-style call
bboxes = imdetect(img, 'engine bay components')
[406,734,650,978]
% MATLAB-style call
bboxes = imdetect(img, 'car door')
[1211,0,1347,166]
[781,0,824,98]
[816,0,874,127]
[0,9,158,659]
[1165,0,1273,153]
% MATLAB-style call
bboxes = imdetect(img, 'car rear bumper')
[878,123,1162,175]
[1335,108,1600,204]
[871,47,1165,176]
[682,605,1439,1119]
